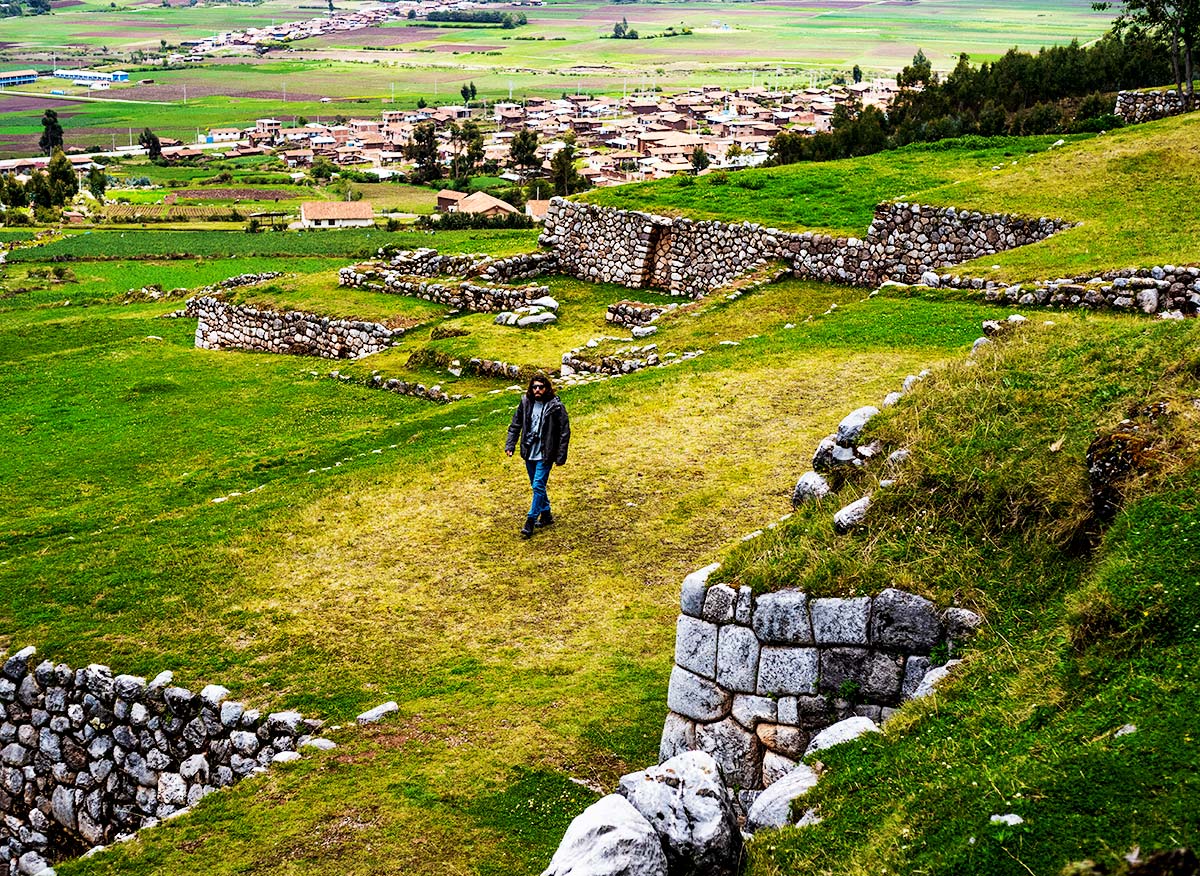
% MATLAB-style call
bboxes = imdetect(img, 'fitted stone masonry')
[540,198,1071,296]
[661,569,979,790]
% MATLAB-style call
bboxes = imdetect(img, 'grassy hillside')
[582,112,1200,280]
[1,116,1198,876]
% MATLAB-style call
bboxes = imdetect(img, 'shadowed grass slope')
[714,314,1200,876]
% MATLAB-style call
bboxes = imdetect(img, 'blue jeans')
[525,458,552,518]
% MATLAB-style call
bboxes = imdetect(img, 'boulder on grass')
[541,794,668,876]
[745,763,820,833]
[617,750,741,876]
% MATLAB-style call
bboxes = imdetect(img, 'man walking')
[505,374,570,539]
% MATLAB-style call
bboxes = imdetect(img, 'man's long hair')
[525,373,556,400]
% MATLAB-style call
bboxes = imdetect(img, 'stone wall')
[337,265,546,313]
[790,203,1071,285]
[478,251,559,284]
[661,572,977,790]
[1115,89,1193,124]
[540,198,1070,294]
[910,264,1200,316]
[191,297,397,359]
[605,300,669,329]
[0,647,323,874]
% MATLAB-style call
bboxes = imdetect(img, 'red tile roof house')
[298,201,375,228]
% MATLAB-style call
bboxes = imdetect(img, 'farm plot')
[103,204,248,221]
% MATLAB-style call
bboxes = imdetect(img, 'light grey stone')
[752,590,812,644]
[157,772,187,807]
[300,737,337,751]
[272,751,302,764]
[355,701,399,725]
[731,695,776,729]
[220,700,245,727]
[804,717,880,756]
[812,435,837,472]
[912,660,962,699]
[715,625,759,693]
[745,763,820,832]
[810,597,871,645]
[872,588,943,652]
[179,754,209,783]
[833,495,872,534]
[675,616,719,679]
[200,685,230,706]
[761,752,797,787]
[18,852,48,876]
[618,750,741,873]
[51,785,76,830]
[666,666,731,722]
[886,448,910,467]
[756,647,819,696]
[1136,288,1158,313]
[882,391,903,408]
[791,471,830,506]
[702,584,737,624]
[836,406,880,445]
[944,607,983,643]
[541,794,668,876]
[862,652,905,701]
[695,717,761,791]
[659,712,696,762]
[681,563,721,617]
[267,710,304,734]
[229,731,258,755]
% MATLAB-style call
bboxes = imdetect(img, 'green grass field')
[2,97,1199,876]
[0,0,1113,154]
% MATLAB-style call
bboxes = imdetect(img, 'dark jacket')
[506,394,570,465]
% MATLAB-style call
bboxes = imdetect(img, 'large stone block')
[667,666,731,722]
[715,625,759,693]
[818,647,868,695]
[659,712,696,763]
[752,590,812,645]
[675,616,719,680]
[618,750,741,875]
[680,563,721,617]
[695,718,762,792]
[872,588,943,653]
[861,652,905,701]
[702,584,737,624]
[755,722,809,759]
[756,647,819,696]
[810,597,871,645]
[541,794,668,876]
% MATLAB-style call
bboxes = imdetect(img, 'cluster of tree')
[403,120,486,184]
[768,29,1177,166]
[459,82,477,106]
[13,0,51,14]
[0,150,82,211]
[427,9,527,27]
[419,210,533,230]
[1099,0,1198,103]
[610,17,639,39]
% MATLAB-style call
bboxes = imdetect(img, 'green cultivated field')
[2,97,1200,876]
[0,0,1113,153]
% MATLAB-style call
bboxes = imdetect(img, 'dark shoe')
[535,511,554,528]
[520,516,536,539]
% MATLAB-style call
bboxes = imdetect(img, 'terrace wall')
[1115,89,1193,124]
[337,265,547,313]
[0,647,319,873]
[190,296,396,359]
[539,198,1070,295]
[662,576,976,790]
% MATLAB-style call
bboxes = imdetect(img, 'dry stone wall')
[540,198,1070,295]
[909,264,1200,316]
[1115,89,1193,124]
[191,297,396,359]
[0,647,324,875]
[606,300,670,329]
[662,571,977,791]
[337,265,546,313]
